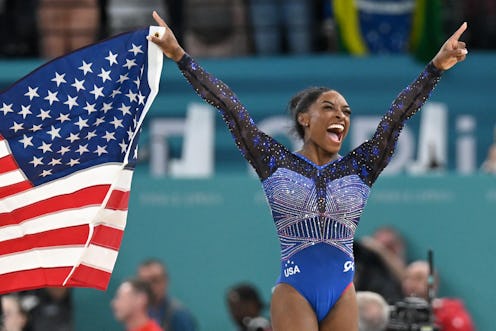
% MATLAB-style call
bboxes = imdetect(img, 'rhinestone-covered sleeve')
[176,54,284,179]
[352,62,444,186]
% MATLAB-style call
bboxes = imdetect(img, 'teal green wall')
[2,53,492,330]
[74,174,495,331]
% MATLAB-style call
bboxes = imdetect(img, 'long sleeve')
[352,62,444,185]
[176,54,285,179]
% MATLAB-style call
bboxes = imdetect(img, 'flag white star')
[111,87,122,98]
[30,124,43,132]
[71,78,86,92]
[0,103,13,115]
[76,144,89,155]
[51,72,67,87]
[109,117,123,129]
[127,127,134,140]
[94,117,105,126]
[40,169,52,177]
[101,102,112,113]
[74,117,89,130]
[117,73,129,84]
[94,145,108,156]
[119,139,128,153]
[44,90,59,105]
[38,141,53,153]
[126,90,137,103]
[129,43,143,55]
[10,121,23,132]
[90,85,105,100]
[48,158,62,166]
[58,146,70,155]
[56,113,70,123]
[83,102,97,114]
[98,68,112,83]
[102,131,116,142]
[18,105,32,119]
[24,86,40,100]
[85,130,97,140]
[37,109,51,120]
[29,156,44,167]
[64,95,79,110]
[19,134,34,148]
[79,61,93,75]
[123,58,137,69]
[134,77,140,88]
[47,126,62,140]
[118,103,131,116]
[105,50,118,66]
[67,158,80,166]
[138,92,146,105]
[66,132,80,143]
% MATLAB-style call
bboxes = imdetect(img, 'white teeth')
[327,123,344,132]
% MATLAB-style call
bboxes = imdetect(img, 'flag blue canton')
[0,29,152,186]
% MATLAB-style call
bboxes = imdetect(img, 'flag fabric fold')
[0,26,164,293]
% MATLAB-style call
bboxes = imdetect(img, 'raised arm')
[355,23,468,185]
[148,12,283,179]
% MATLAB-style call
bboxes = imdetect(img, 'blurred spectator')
[481,143,496,174]
[184,0,249,57]
[162,0,184,45]
[112,278,163,331]
[137,259,197,331]
[226,283,271,331]
[37,0,100,59]
[1,295,30,331]
[361,226,407,283]
[356,291,389,331]
[463,0,496,49]
[247,0,314,55]
[353,241,403,303]
[402,261,476,331]
[29,288,73,331]
[0,0,39,57]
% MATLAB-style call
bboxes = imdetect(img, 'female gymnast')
[148,11,468,331]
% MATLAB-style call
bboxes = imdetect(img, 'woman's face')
[299,90,351,156]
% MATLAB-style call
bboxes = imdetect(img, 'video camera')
[386,297,439,331]
[387,249,440,331]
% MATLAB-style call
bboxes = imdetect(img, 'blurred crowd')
[0,0,494,59]
[1,225,477,331]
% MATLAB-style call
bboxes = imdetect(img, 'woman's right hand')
[148,11,185,62]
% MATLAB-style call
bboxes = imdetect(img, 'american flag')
[0,26,164,293]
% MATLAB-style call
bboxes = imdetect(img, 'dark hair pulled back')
[288,87,331,139]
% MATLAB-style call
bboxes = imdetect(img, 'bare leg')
[270,283,319,331]
[38,0,68,59]
[68,4,99,51]
[319,283,358,331]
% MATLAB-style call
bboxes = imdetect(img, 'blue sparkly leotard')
[177,54,443,321]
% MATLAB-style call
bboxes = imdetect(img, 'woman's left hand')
[432,22,468,70]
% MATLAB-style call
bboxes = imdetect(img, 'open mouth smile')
[326,123,345,143]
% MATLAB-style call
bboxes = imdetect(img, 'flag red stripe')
[0,184,111,226]
[0,180,33,199]
[0,267,73,295]
[0,155,19,174]
[66,263,112,290]
[90,225,124,251]
[106,190,130,210]
[0,225,90,256]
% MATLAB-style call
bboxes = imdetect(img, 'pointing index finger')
[451,22,467,41]
[152,11,168,28]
